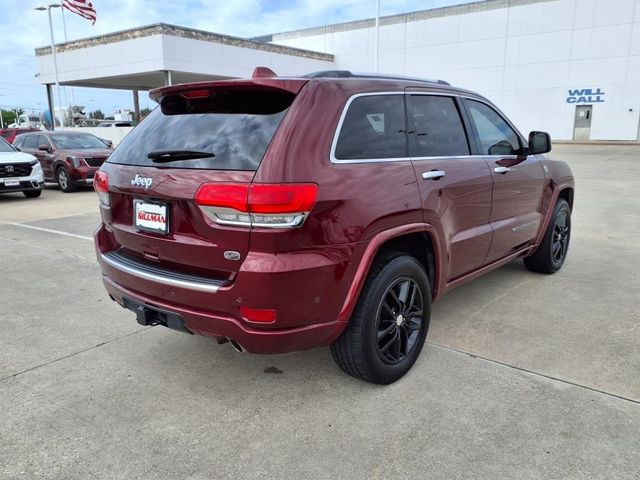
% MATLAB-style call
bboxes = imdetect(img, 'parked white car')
[0,137,44,198]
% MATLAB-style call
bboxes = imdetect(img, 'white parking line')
[6,222,93,241]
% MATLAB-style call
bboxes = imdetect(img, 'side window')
[466,100,521,156]
[13,136,24,147]
[409,95,469,157]
[36,135,50,149]
[334,95,406,160]
[23,135,38,149]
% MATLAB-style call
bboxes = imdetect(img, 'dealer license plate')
[134,199,169,234]
[5,179,20,187]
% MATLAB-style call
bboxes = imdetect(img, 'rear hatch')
[99,79,306,281]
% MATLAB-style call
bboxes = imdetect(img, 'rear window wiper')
[147,150,215,162]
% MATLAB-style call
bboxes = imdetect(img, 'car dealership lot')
[1,144,638,479]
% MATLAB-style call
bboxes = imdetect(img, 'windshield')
[0,138,15,153]
[51,133,106,149]
[107,89,294,171]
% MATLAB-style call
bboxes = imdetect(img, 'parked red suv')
[15,131,112,192]
[0,127,41,144]
[94,69,574,384]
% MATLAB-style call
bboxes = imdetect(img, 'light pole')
[35,3,65,130]
[374,0,380,72]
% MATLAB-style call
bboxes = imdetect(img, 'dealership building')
[36,0,640,141]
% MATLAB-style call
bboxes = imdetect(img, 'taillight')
[195,183,318,228]
[94,170,110,207]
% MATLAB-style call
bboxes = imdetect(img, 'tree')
[90,109,104,120]
[0,109,26,127]
[140,107,152,118]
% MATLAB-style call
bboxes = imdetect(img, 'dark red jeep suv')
[94,69,574,384]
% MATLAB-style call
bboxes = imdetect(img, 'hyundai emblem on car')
[131,174,153,189]
[5,165,14,173]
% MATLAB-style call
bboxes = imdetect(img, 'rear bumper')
[103,275,346,354]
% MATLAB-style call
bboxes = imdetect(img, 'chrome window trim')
[330,90,479,164]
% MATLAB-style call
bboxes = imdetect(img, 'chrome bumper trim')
[100,250,224,293]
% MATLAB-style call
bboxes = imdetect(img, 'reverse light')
[94,170,110,207]
[240,307,277,324]
[195,183,318,228]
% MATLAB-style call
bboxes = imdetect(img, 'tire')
[524,198,571,274]
[330,252,431,384]
[57,167,76,193]
[23,190,42,198]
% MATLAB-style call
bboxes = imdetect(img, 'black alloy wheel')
[376,278,424,365]
[524,198,571,274]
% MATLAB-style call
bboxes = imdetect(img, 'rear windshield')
[107,89,294,171]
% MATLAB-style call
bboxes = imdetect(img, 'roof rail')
[303,70,451,86]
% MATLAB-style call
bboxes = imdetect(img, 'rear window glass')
[334,95,407,160]
[409,95,470,157]
[107,89,294,171]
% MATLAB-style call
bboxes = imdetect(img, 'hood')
[0,151,37,165]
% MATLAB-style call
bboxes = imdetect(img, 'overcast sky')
[0,0,473,117]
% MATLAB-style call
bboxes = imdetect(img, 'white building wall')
[273,0,640,141]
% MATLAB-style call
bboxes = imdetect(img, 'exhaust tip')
[229,339,244,353]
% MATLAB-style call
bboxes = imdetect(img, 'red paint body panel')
[94,75,574,353]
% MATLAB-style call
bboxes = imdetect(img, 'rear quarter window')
[334,95,407,160]
[107,89,295,171]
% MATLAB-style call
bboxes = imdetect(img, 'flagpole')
[36,4,65,131]
[60,5,77,124]
[374,0,380,72]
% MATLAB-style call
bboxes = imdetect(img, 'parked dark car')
[14,131,112,192]
[0,127,41,144]
[94,69,574,384]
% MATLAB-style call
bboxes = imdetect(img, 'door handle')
[422,170,446,180]
[494,166,510,174]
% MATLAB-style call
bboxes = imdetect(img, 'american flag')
[62,0,97,25]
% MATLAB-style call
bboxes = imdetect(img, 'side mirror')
[528,131,551,155]
[38,144,51,152]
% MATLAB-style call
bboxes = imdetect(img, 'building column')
[164,70,173,86]
[46,84,55,131]
[132,89,140,122]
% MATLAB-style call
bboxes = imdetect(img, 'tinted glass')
[410,96,469,156]
[37,135,50,148]
[51,133,106,149]
[13,135,24,147]
[335,95,406,160]
[22,135,38,149]
[0,138,14,152]
[0,131,11,139]
[467,100,521,155]
[107,89,294,171]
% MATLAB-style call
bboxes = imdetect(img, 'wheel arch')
[558,187,574,210]
[337,224,442,323]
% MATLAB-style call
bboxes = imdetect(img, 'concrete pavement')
[1,146,638,479]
